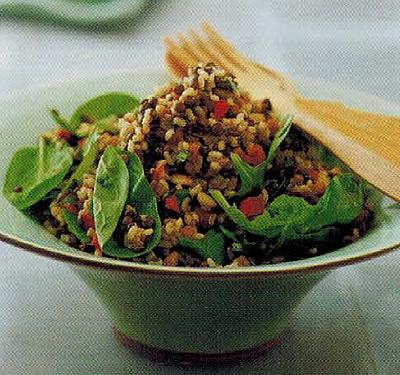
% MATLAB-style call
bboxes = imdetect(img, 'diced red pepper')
[165,195,180,213]
[189,142,201,154]
[239,194,266,218]
[55,128,74,142]
[233,147,246,160]
[81,210,95,230]
[234,144,266,166]
[92,232,101,250]
[214,100,230,120]
[246,143,266,166]
[308,169,320,181]
[267,118,280,134]
[153,163,166,180]
[64,203,78,215]
[78,138,87,150]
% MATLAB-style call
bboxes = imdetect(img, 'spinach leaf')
[65,131,99,189]
[219,225,237,241]
[96,115,120,134]
[101,152,162,259]
[176,189,190,205]
[232,115,293,196]
[180,229,225,264]
[211,173,364,244]
[63,210,90,244]
[50,109,71,130]
[69,92,140,130]
[93,147,129,248]
[309,173,364,226]
[3,137,73,210]
[126,152,162,251]
[231,153,265,197]
[102,239,155,259]
[264,114,293,165]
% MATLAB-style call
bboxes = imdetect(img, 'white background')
[0,1,399,373]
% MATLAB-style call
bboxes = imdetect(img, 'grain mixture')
[6,63,374,267]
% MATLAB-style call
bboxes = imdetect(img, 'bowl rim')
[0,69,399,278]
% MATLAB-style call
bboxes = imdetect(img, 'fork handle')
[296,98,400,167]
[293,101,400,202]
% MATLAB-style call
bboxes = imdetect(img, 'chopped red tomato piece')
[234,144,266,166]
[233,147,247,160]
[267,118,280,134]
[189,142,201,154]
[308,169,320,181]
[239,194,265,218]
[78,138,87,150]
[153,163,166,180]
[214,100,230,120]
[165,195,180,213]
[92,232,101,250]
[64,203,78,215]
[246,143,266,165]
[81,210,95,230]
[55,128,74,142]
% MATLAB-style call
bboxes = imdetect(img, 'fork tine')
[177,33,207,64]
[187,29,242,75]
[164,36,197,71]
[165,51,189,78]
[201,22,249,70]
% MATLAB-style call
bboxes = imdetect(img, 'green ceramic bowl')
[0,70,399,361]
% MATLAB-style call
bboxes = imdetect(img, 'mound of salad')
[3,64,374,267]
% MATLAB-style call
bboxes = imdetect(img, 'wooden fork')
[165,22,400,202]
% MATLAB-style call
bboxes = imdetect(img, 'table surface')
[1,1,399,373]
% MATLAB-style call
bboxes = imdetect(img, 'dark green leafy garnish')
[50,109,71,130]
[3,137,73,210]
[93,147,129,248]
[63,210,90,244]
[102,152,161,259]
[211,173,364,244]
[65,131,99,190]
[176,150,189,162]
[180,229,225,264]
[232,115,293,196]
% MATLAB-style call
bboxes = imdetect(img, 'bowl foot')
[113,327,284,365]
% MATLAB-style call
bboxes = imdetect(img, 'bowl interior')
[0,69,399,274]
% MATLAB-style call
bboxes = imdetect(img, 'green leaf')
[265,114,293,165]
[310,173,364,226]
[50,109,72,130]
[232,242,243,252]
[93,147,129,248]
[95,115,119,134]
[65,131,99,189]
[101,152,162,259]
[102,239,152,259]
[219,225,237,241]
[231,153,264,197]
[176,150,189,162]
[3,137,73,210]
[126,152,162,252]
[180,229,225,264]
[176,189,190,205]
[63,210,90,244]
[211,173,364,244]
[69,92,140,130]
[232,115,293,196]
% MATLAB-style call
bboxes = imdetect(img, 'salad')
[3,64,374,267]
